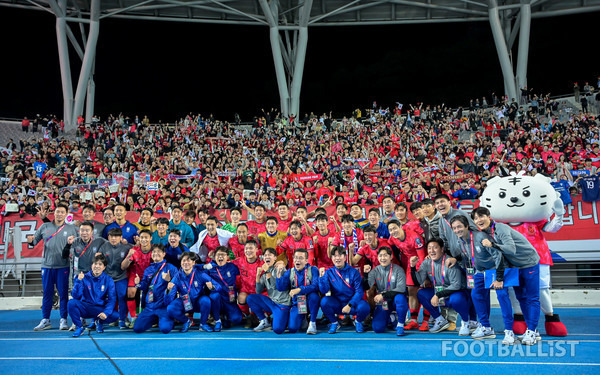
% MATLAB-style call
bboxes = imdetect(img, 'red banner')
[292,173,323,182]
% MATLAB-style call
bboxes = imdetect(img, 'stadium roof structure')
[2,0,599,130]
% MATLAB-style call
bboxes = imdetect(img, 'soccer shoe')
[34,318,51,331]
[69,323,77,332]
[128,317,137,329]
[86,322,96,331]
[404,320,419,330]
[354,320,365,333]
[458,321,471,336]
[521,329,537,346]
[254,319,272,332]
[447,321,456,331]
[518,329,541,342]
[307,321,317,335]
[59,318,69,330]
[429,316,450,333]
[214,321,222,332]
[419,320,430,331]
[119,320,128,329]
[396,323,406,336]
[502,330,515,345]
[72,327,85,337]
[468,320,479,332]
[199,324,214,332]
[180,319,192,333]
[328,322,340,334]
[96,319,104,334]
[513,314,527,335]
[471,325,496,340]
[545,314,567,337]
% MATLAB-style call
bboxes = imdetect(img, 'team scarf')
[341,228,359,255]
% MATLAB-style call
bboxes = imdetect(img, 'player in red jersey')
[229,223,262,259]
[331,214,365,274]
[312,214,336,269]
[353,225,394,269]
[294,206,315,236]
[120,229,153,326]
[279,221,315,266]
[243,204,268,237]
[232,239,264,326]
[387,219,428,330]
[395,202,424,236]
[276,203,294,232]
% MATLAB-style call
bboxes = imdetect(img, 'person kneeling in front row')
[247,248,292,334]
[132,244,178,334]
[319,246,370,334]
[365,246,409,336]
[68,254,119,337]
[166,252,220,332]
[411,238,473,335]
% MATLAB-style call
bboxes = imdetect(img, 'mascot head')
[480,171,561,223]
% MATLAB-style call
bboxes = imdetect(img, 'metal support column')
[488,0,517,102]
[50,0,74,129]
[289,0,312,118]
[259,0,312,118]
[72,0,100,129]
[86,73,96,126]
[515,0,531,91]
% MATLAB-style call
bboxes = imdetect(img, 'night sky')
[2,7,598,122]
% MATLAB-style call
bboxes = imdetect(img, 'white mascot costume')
[480,171,567,336]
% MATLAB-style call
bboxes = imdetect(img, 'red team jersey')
[229,237,262,259]
[277,217,293,232]
[509,220,552,265]
[388,229,426,286]
[402,219,424,237]
[203,234,221,263]
[246,220,267,238]
[279,234,315,266]
[127,247,153,286]
[313,229,336,269]
[356,238,395,268]
[233,256,265,294]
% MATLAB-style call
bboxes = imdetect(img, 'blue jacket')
[205,262,240,300]
[319,263,364,307]
[102,221,139,244]
[138,260,178,309]
[71,271,116,316]
[276,265,320,305]
[164,243,189,269]
[165,265,221,305]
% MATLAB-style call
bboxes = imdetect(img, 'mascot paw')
[545,314,567,337]
[513,314,527,335]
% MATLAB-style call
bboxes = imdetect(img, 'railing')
[551,261,600,289]
[1,226,43,297]
[0,262,42,297]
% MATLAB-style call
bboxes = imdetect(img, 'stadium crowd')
[2,86,600,343]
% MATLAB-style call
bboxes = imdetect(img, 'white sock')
[215,319,222,323]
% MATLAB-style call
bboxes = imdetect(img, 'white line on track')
[0,357,598,366]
